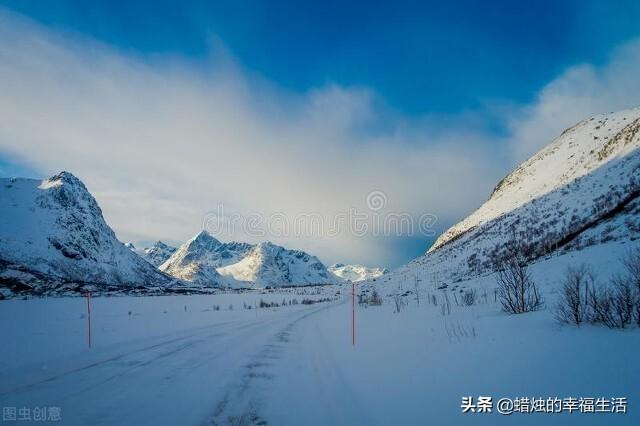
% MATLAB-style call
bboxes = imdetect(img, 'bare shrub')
[495,249,543,314]
[621,248,640,326]
[555,265,594,325]
[584,249,640,328]
[369,289,382,306]
[462,289,477,306]
[440,291,451,316]
[588,285,616,328]
[359,288,383,306]
[586,280,634,329]
[610,276,634,328]
[393,291,402,313]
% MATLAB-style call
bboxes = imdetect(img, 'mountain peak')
[159,232,246,286]
[39,171,85,190]
[217,241,338,287]
[188,230,221,248]
[329,264,387,282]
[140,241,177,267]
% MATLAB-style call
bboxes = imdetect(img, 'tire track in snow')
[0,310,318,426]
[204,303,338,426]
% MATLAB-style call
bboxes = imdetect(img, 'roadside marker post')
[85,292,92,349]
[352,281,355,346]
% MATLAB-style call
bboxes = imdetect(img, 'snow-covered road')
[0,299,340,425]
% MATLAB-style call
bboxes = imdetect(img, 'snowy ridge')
[388,106,640,286]
[139,241,177,267]
[0,172,177,296]
[328,263,387,282]
[159,231,250,287]
[217,241,340,287]
[431,107,640,253]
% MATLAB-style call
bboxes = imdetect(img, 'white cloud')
[1,9,639,267]
[507,39,640,162]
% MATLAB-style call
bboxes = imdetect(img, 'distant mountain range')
[142,230,341,288]
[328,263,387,282]
[6,107,635,297]
[0,171,342,297]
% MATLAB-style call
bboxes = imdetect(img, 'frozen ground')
[0,242,638,425]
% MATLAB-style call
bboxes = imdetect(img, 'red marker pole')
[352,282,355,346]
[86,292,92,349]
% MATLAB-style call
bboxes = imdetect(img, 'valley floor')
[0,243,638,425]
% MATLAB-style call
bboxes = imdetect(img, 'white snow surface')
[328,263,388,282]
[0,241,637,425]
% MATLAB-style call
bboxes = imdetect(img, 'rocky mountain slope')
[217,242,340,287]
[161,232,339,288]
[328,263,387,282]
[139,241,177,267]
[0,172,177,296]
[159,231,252,286]
[389,106,640,286]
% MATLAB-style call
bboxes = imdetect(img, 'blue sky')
[3,0,640,115]
[1,1,640,267]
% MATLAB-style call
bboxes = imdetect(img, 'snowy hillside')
[329,263,387,282]
[0,172,176,297]
[139,241,177,267]
[217,241,340,287]
[390,106,640,285]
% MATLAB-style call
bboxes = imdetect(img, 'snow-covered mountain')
[329,263,387,282]
[217,242,340,287]
[159,231,253,286]
[389,106,640,286]
[161,231,338,288]
[0,171,337,294]
[139,241,177,267]
[0,172,176,296]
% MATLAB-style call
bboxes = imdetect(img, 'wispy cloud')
[0,9,639,267]
[506,39,640,162]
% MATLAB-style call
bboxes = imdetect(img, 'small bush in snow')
[555,264,594,326]
[590,248,640,328]
[560,249,640,328]
[359,289,382,306]
[588,285,617,328]
[495,249,543,314]
[609,276,634,328]
[621,248,640,326]
[393,291,404,313]
[369,289,383,306]
[462,289,476,306]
